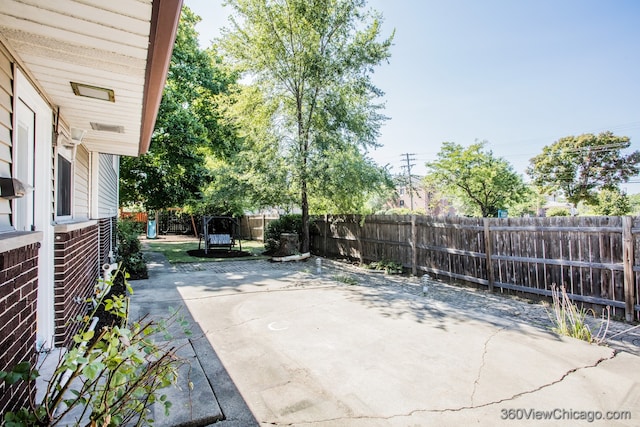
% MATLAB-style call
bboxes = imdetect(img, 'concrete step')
[153,338,224,427]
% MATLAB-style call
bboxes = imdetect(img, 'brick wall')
[0,243,39,415]
[54,224,99,347]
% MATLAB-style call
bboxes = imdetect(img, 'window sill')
[0,231,43,252]
[53,219,98,233]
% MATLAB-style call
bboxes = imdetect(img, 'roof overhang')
[0,0,182,157]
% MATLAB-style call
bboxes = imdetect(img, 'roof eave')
[139,0,183,156]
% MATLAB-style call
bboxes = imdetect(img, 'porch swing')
[198,216,242,254]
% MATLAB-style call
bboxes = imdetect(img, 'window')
[56,154,71,217]
[399,200,405,207]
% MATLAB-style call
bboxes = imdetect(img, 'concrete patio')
[127,250,640,426]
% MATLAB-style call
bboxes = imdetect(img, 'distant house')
[388,175,456,216]
[0,0,182,414]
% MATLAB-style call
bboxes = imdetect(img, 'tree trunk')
[301,178,310,253]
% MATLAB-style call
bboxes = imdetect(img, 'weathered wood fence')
[312,214,639,321]
[239,215,279,241]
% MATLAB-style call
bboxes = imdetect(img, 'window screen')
[57,154,71,217]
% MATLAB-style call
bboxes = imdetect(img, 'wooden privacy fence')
[239,215,280,241]
[312,214,640,321]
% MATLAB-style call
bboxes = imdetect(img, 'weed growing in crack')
[548,284,609,344]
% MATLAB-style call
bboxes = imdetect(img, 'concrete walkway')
[129,252,640,426]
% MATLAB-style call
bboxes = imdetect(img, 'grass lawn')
[143,239,268,263]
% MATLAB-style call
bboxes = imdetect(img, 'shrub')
[116,219,148,279]
[264,215,303,254]
[1,273,188,426]
[364,259,403,274]
[546,207,571,217]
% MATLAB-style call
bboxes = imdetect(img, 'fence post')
[323,214,328,257]
[622,216,635,322]
[483,218,495,292]
[411,215,417,276]
[261,214,266,242]
[356,215,363,264]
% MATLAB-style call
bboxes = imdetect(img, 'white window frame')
[55,143,74,222]
[13,98,35,231]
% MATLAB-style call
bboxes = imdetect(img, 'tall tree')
[203,84,297,215]
[527,132,640,206]
[425,141,530,217]
[120,7,235,210]
[590,188,631,216]
[219,0,394,252]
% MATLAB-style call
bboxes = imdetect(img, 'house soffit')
[0,0,181,157]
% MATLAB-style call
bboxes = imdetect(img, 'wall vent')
[90,122,125,133]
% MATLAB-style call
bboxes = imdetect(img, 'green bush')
[546,207,571,217]
[364,259,403,274]
[1,273,188,426]
[377,208,426,216]
[116,219,148,279]
[264,215,303,254]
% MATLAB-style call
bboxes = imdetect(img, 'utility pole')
[401,153,416,210]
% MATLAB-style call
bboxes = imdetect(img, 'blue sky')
[184,0,640,193]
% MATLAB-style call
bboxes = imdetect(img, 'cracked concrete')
[131,253,640,426]
[470,327,506,406]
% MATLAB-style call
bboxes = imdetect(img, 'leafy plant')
[116,218,148,280]
[1,273,188,426]
[264,215,304,254]
[528,132,640,206]
[588,188,632,216]
[333,274,358,286]
[425,141,531,217]
[366,259,403,274]
[546,207,571,217]
[548,285,609,344]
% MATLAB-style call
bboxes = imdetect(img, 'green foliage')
[1,273,188,426]
[264,215,304,254]
[120,7,237,210]
[546,207,571,217]
[333,274,358,285]
[549,285,592,342]
[629,193,640,215]
[220,0,394,252]
[547,285,609,344]
[203,85,298,215]
[376,208,427,216]
[588,188,631,216]
[425,141,531,217]
[527,132,640,206]
[365,259,403,274]
[144,240,267,263]
[307,145,395,214]
[507,191,547,218]
[116,219,148,279]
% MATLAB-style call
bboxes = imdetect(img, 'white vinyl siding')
[74,144,90,219]
[97,153,118,218]
[0,44,12,230]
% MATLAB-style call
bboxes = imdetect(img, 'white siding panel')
[74,144,90,219]
[0,43,12,230]
[97,153,118,218]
